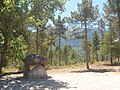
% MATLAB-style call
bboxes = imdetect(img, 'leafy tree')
[0,0,68,73]
[0,0,29,73]
[7,36,26,68]
[30,0,67,54]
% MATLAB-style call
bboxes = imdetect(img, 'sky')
[56,0,107,18]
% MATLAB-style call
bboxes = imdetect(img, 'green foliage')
[69,50,77,64]
[98,18,106,37]
[103,0,120,63]
[92,31,100,61]
[62,45,73,65]
[68,0,99,69]
[92,31,100,51]
[0,0,29,69]
[0,0,68,73]
[102,32,110,55]
[104,0,120,42]
[47,45,78,66]
[1,0,120,72]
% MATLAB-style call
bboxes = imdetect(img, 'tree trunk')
[84,17,89,69]
[92,52,94,61]
[0,53,2,74]
[101,55,104,61]
[0,34,8,74]
[110,45,112,64]
[40,30,44,56]
[96,51,98,61]
[89,53,91,62]
[117,1,120,63]
[110,55,113,64]
[110,25,113,64]
[58,26,61,66]
[101,37,104,61]
[0,47,7,74]
[50,39,53,66]
[106,55,108,61]
[36,28,39,55]
[118,11,120,64]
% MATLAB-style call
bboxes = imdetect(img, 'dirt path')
[0,64,120,90]
[48,71,120,90]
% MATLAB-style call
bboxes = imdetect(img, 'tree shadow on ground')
[71,68,117,73]
[0,72,23,77]
[103,62,120,66]
[0,76,76,90]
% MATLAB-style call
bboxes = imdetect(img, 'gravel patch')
[0,67,120,90]
[49,72,120,90]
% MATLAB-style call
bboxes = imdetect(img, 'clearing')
[0,62,120,90]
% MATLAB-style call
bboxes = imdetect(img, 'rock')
[22,54,47,66]
[22,54,48,79]
[28,65,47,79]
[23,64,30,79]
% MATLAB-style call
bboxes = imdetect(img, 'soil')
[0,62,120,90]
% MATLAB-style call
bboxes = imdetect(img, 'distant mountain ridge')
[60,28,98,49]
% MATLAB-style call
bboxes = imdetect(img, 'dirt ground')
[0,63,120,90]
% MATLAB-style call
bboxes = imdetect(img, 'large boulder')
[23,64,30,79]
[28,65,47,79]
[22,54,48,79]
[22,54,47,66]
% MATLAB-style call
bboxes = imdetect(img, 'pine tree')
[98,18,106,61]
[54,15,66,66]
[69,50,77,65]
[92,31,100,61]
[47,25,57,66]
[104,0,120,61]
[68,0,99,69]
[102,32,111,61]
[63,45,69,65]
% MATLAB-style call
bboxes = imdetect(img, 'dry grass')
[2,67,19,73]
[2,60,120,74]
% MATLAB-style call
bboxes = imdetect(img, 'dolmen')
[22,54,48,79]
